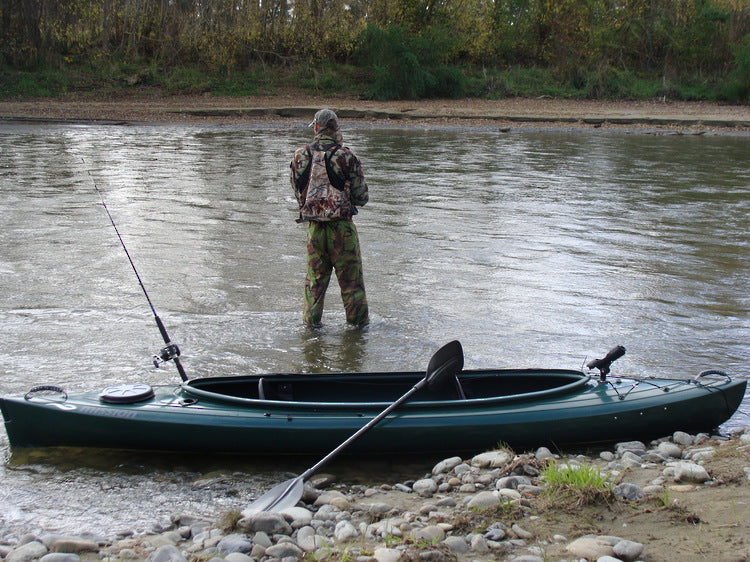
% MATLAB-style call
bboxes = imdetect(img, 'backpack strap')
[324,144,346,191]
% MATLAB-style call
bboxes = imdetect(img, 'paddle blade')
[242,476,304,516]
[426,340,464,389]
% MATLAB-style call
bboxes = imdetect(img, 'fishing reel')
[153,344,181,368]
[587,345,626,381]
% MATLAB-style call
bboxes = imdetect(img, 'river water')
[0,121,748,542]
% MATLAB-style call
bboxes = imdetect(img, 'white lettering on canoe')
[79,406,138,420]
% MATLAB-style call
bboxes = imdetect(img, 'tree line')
[2,0,749,101]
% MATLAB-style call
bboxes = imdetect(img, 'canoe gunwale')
[179,369,594,409]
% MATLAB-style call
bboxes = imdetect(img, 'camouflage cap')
[309,108,339,130]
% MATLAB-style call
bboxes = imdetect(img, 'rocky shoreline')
[3,427,749,562]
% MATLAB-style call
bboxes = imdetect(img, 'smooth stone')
[656,441,683,458]
[565,536,615,559]
[224,554,254,562]
[673,431,694,446]
[335,520,359,541]
[615,440,647,455]
[470,534,490,553]
[373,547,403,562]
[238,512,292,535]
[470,450,511,468]
[613,538,645,561]
[39,555,80,562]
[442,536,469,552]
[497,488,521,501]
[217,534,252,555]
[670,461,710,483]
[413,478,438,497]
[280,506,313,527]
[613,483,644,501]
[535,446,554,460]
[366,502,394,514]
[50,539,98,554]
[7,541,48,562]
[620,451,645,467]
[296,526,328,552]
[314,490,349,508]
[145,545,188,562]
[600,451,615,461]
[467,491,500,508]
[251,531,272,548]
[432,456,463,474]
[511,523,534,539]
[264,542,304,558]
[412,525,445,543]
[510,556,543,562]
[483,522,506,541]
[517,484,544,496]
[496,475,531,489]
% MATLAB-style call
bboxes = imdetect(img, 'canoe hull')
[0,370,746,455]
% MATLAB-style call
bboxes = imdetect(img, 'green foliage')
[356,24,467,100]
[1,0,748,102]
[540,461,614,509]
[722,34,750,102]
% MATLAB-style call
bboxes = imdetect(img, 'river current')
[0,121,748,542]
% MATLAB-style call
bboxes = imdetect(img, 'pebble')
[2,427,747,562]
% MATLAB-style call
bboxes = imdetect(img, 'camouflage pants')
[304,220,369,327]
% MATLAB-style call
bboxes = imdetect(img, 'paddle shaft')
[86,161,188,382]
[300,376,428,481]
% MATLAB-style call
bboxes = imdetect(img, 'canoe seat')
[258,377,271,400]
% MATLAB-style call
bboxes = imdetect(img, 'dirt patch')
[1,94,749,135]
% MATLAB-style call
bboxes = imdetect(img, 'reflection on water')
[0,121,748,541]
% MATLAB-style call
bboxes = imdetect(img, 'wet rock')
[613,538,645,561]
[6,540,48,562]
[413,478,438,497]
[145,544,187,562]
[432,456,462,474]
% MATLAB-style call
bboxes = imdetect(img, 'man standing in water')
[290,109,369,328]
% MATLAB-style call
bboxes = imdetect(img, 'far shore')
[1,95,749,135]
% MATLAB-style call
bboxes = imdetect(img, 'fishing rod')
[84,160,188,382]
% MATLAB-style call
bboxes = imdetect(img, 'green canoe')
[1,346,745,455]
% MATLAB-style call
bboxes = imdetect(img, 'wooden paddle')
[242,340,464,515]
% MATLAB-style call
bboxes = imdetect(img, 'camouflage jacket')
[290,133,368,222]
